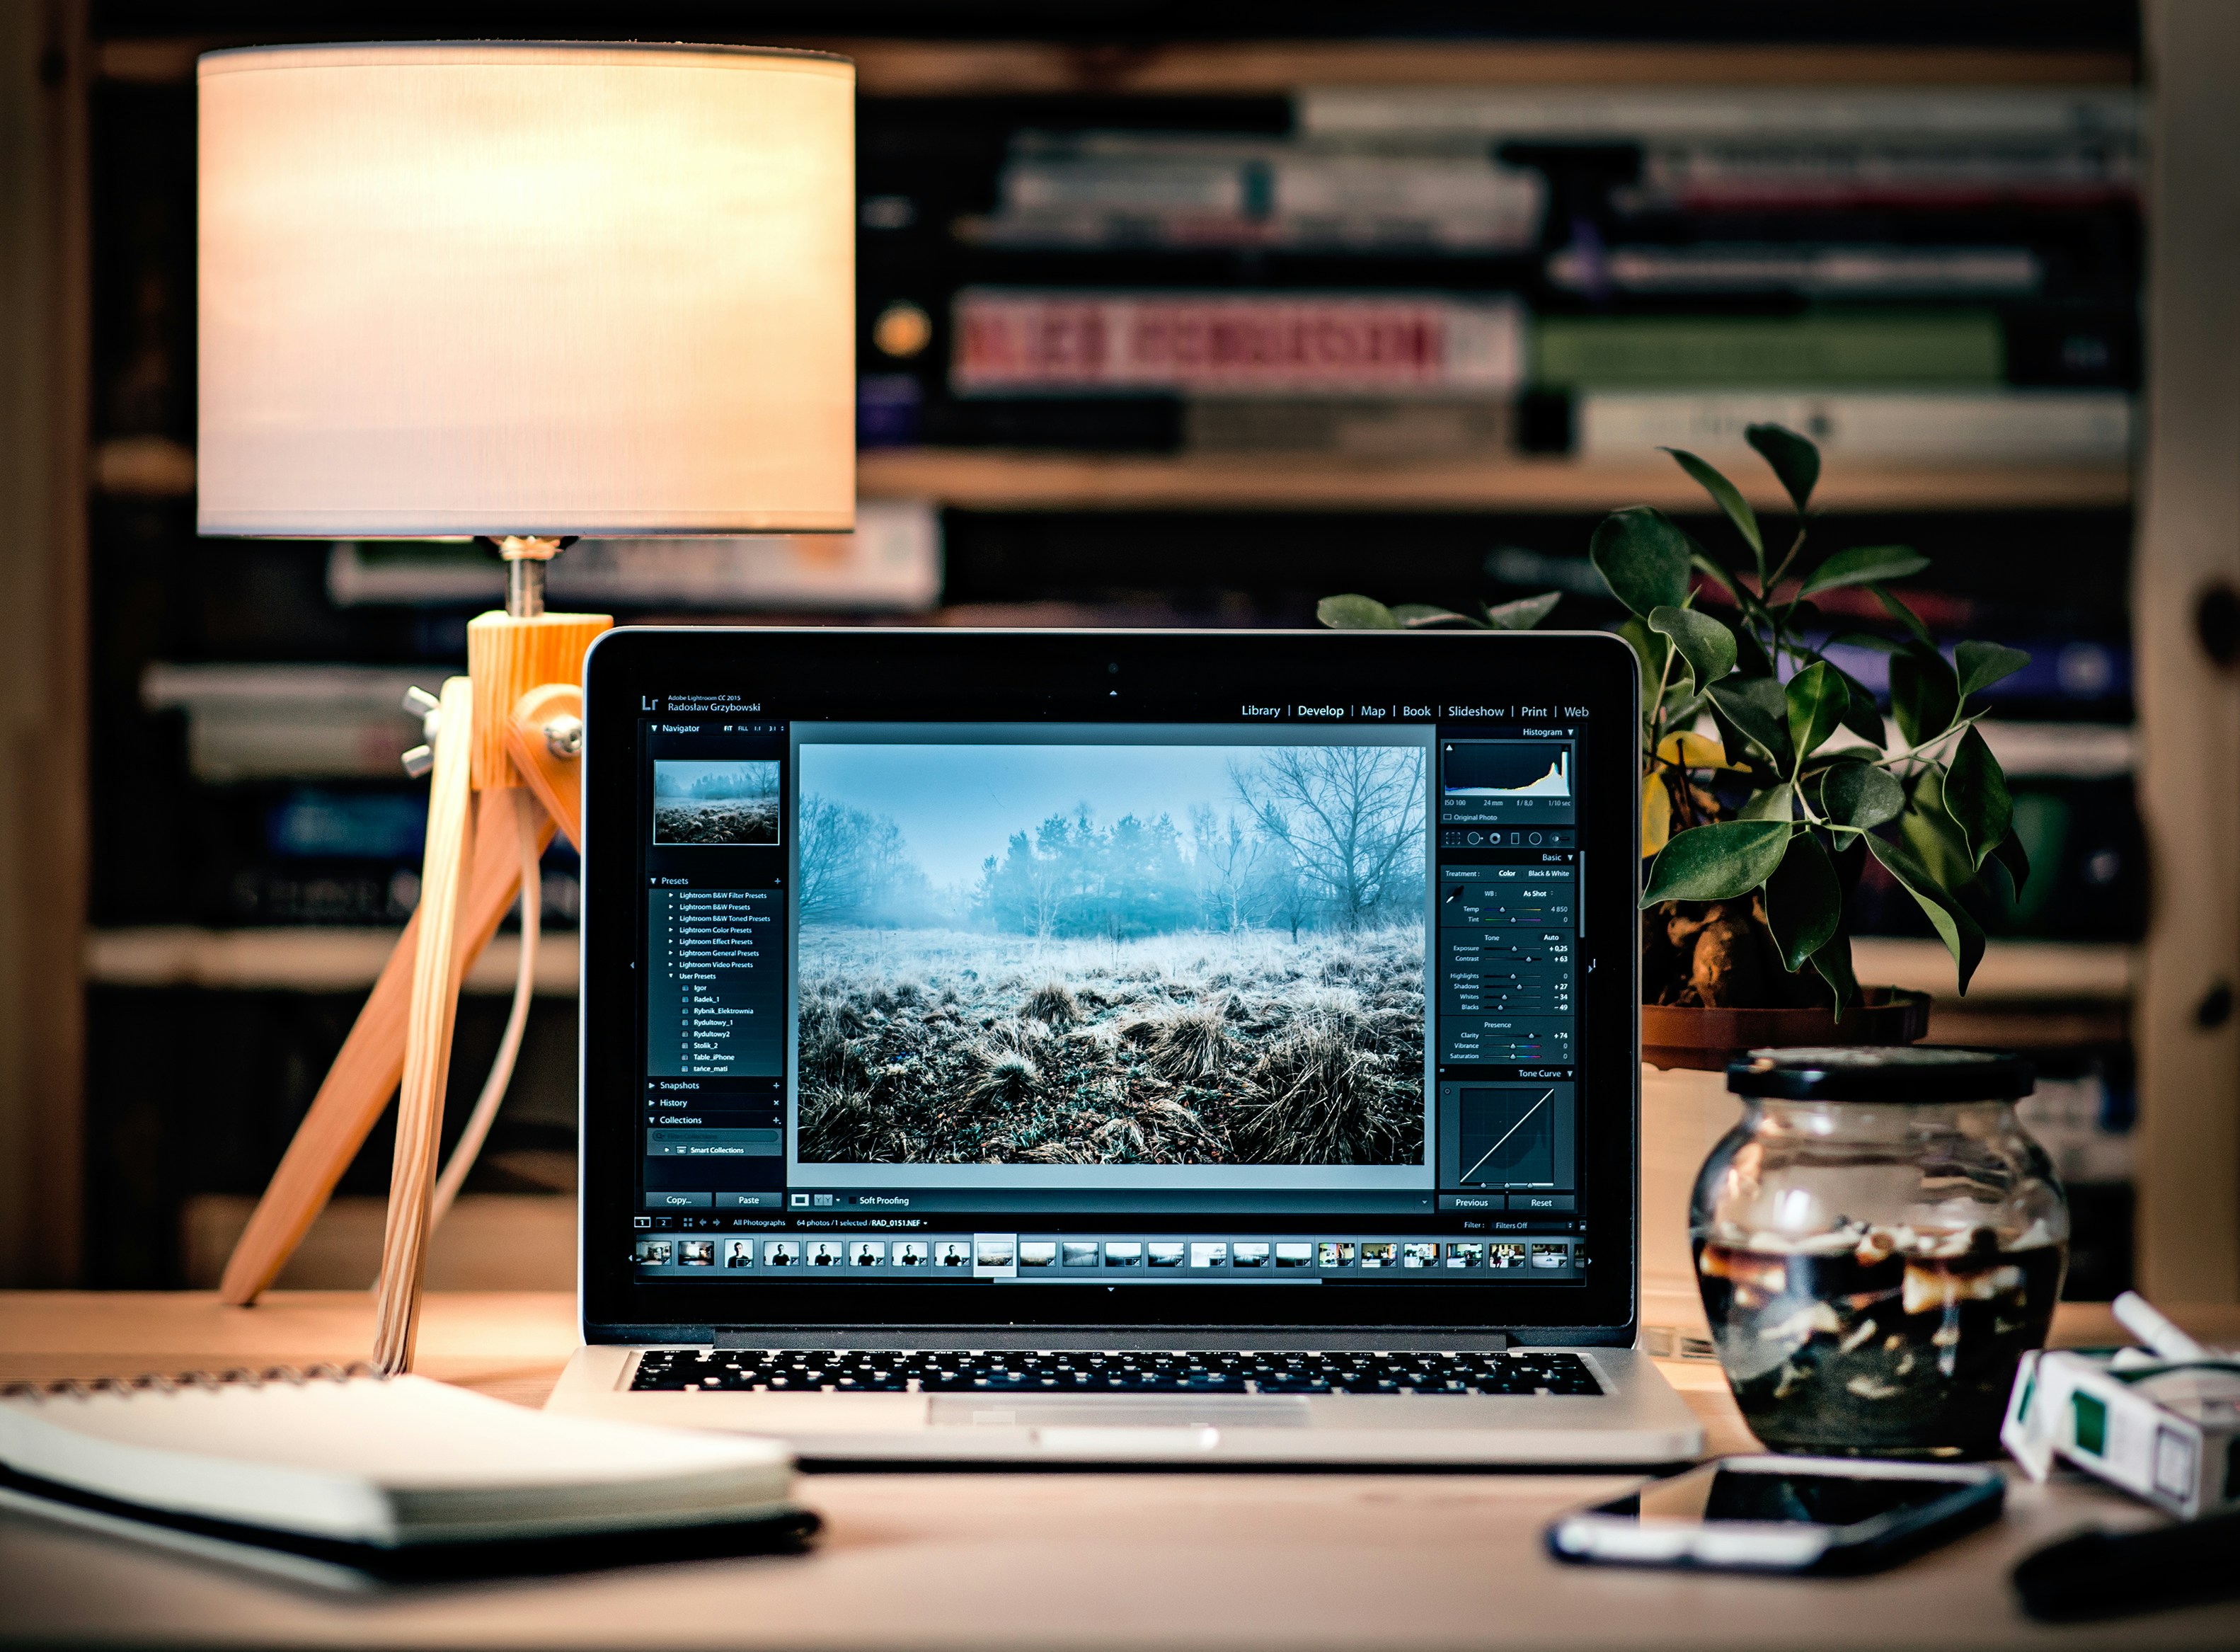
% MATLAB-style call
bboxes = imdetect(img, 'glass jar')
[1692,1047,2068,1458]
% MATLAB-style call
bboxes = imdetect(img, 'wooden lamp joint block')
[466,611,612,791]
[507,682,586,854]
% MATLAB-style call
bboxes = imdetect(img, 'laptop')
[546,627,1702,1465]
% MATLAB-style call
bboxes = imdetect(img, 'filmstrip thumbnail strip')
[632,1234,1576,1274]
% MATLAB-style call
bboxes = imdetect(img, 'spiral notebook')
[0,1366,814,1586]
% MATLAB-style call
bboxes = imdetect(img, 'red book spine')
[953,292,1520,394]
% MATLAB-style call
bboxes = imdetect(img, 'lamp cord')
[429,789,543,1230]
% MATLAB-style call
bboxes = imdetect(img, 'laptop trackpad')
[929,1395,1312,1429]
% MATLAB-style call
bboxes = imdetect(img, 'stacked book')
[875,86,2138,466]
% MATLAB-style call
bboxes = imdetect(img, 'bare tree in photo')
[797,797,925,922]
[1189,804,1267,933]
[796,796,870,920]
[1234,746,1425,930]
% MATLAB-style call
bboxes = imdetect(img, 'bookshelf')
[23,13,2193,1300]
[85,928,580,996]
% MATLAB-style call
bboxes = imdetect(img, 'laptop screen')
[584,629,1636,1331]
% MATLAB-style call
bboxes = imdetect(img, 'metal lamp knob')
[543,714,585,759]
[401,685,444,777]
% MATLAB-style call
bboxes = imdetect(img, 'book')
[950,288,1527,396]
[1297,86,2143,143]
[1547,243,2045,299]
[142,664,430,783]
[1621,137,2138,212]
[1185,396,1512,458]
[0,1367,797,1551]
[963,131,1544,254]
[1575,389,2132,461]
[1531,311,2004,389]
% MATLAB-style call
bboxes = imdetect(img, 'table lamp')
[197,42,854,1370]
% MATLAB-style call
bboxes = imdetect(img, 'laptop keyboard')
[631,1348,1602,1396]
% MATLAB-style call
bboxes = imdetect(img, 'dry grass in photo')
[796,924,1425,1166]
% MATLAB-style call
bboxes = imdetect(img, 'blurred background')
[2,1,2234,1305]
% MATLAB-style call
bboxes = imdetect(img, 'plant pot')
[1636,990,1932,1357]
[1643,988,1933,1073]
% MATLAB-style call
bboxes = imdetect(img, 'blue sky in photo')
[802,743,1288,888]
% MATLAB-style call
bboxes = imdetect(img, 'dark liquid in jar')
[1694,1232,2064,1457]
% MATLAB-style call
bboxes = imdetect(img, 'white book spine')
[1577,390,2133,461]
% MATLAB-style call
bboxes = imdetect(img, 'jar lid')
[1726,1045,2035,1101]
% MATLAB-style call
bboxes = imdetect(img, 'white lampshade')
[197,42,854,537]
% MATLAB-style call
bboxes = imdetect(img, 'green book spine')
[1532,311,2005,389]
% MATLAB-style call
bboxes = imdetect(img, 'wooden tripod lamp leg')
[214,801,557,1305]
[217,614,605,1314]
[372,676,477,1374]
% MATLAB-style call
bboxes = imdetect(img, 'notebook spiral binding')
[2,1363,384,1401]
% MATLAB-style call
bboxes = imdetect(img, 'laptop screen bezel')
[579,627,1641,1343]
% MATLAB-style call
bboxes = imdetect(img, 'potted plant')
[1321,424,2030,1345]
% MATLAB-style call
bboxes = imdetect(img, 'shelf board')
[1851,938,2135,1004]
[96,37,2136,92]
[84,927,579,996]
[861,449,2132,514]
[110,438,2129,514]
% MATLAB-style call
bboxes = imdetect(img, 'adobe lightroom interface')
[630,695,1588,1288]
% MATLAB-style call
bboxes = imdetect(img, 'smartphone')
[1546,1455,2004,1574]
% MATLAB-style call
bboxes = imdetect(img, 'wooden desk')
[4,1292,2237,1650]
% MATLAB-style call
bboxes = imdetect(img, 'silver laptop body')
[546,628,1702,1465]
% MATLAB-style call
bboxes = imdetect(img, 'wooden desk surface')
[4,1292,2237,1651]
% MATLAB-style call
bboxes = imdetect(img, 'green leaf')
[1648,605,1738,690]
[1708,676,1791,768]
[1816,761,1904,830]
[1764,831,1842,972]
[1797,544,1931,600]
[1616,617,1669,718]
[1785,661,1849,764]
[1484,590,1563,631]
[1746,423,1821,514]
[1989,827,2032,902]
[1809,929,1861,1016]
[1941,725,2014,871]
[1901,788,1977,893]
[1389,603,1486,629]
[1867,832,1987,994]
[1738,785,1793,822]
[1663,447,1764,572]
[1871,583,1936,647]
[1955,640,2031,699]
[1889,646,1960,747]
[1826,660,1887,749]
[1317,594,1399,630]
[1640,820,1793,907]
[1590,507,1694,619]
